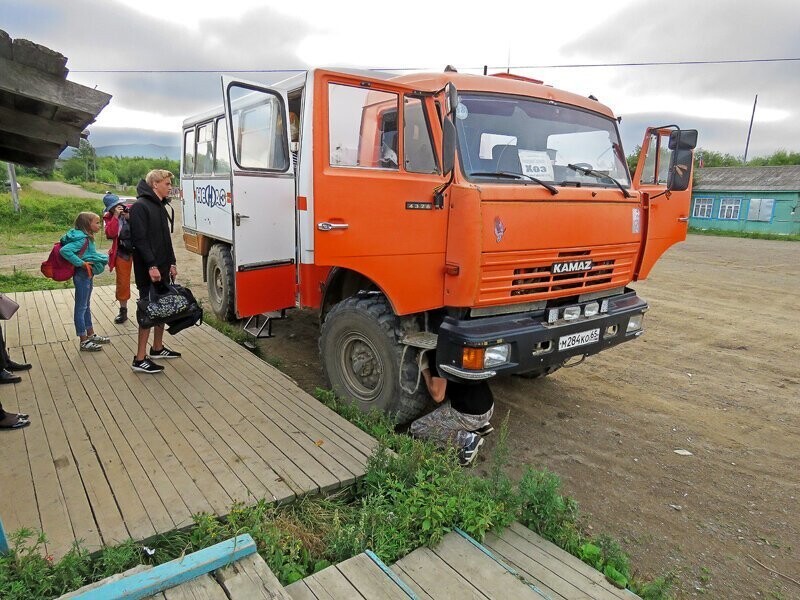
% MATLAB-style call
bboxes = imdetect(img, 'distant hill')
[61,143,180,160]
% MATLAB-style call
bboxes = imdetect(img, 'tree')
[626,145,641,175]
[74,139,98,181]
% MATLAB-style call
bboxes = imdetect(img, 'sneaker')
[87,334,111,345]
[149,345,181,359]
[469,423,494,437]
[459,433,484,467]
[131,357,165,374]
[80,339,103,352]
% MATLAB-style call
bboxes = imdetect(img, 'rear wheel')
[206,244,235,321]
[320,294,429,424]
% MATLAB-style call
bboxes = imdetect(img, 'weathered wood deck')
[0,286,377,558]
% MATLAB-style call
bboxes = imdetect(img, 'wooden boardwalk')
[0,286,377,558]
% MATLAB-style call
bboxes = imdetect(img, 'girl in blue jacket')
[60,212,110,351]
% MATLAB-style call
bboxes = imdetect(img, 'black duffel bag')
[165,284,203,335]
[136,282,190,328]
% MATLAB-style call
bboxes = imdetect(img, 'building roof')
[0,29,111,169]
[695,166,800,192]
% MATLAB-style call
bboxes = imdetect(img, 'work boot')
[114,306,128,324]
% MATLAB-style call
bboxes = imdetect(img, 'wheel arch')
[320,267,399,321]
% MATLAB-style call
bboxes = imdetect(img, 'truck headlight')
[563,306,581,321]
[627,314,644,332]
[584,301,599,317]
[484,343,510,368]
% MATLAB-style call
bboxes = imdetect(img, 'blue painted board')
[73,534,257,600]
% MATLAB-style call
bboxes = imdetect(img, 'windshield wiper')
[566,164,631,198]
[468,171,558,195]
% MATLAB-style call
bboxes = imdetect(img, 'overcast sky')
[5,0,800,158]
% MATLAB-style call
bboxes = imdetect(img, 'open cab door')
[221,76,296,317]
[632,127,697,280]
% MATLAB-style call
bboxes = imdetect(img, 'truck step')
[401,331,438,349]
[243,311,285,346]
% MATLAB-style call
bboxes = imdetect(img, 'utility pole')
[7,162,20,213]
[743,94,758,165]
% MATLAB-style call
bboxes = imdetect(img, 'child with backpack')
[59,212,110,351]
[103,193,133,323]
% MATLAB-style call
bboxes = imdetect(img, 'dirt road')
[29,180,105,199]
[3,200,797,598]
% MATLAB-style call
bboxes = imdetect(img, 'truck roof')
[182,68,616,128]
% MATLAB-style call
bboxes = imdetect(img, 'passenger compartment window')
[195,123,213,175]
[228,85,288,171]
[182,129,195,175]
[328,83,399,169]
[214,117,231,175]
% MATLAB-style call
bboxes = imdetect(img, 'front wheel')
[320,295,429,424]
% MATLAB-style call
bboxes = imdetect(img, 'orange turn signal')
[461,347,485,370]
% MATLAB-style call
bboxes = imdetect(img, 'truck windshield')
[455,93,630,189]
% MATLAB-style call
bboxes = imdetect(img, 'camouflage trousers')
[409,401,493,448]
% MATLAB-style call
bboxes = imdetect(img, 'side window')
[403,97,437,173]
[196,123,213,174]
[747,198,774,222]
[638,131,672,185]
[328,83,399,169]
[214,117,231,175]
[228,85,288,171]
[182,129,195,175]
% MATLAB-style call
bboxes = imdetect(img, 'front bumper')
[435,289,647,381]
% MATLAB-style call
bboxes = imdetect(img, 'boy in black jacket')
[128,169,181,373]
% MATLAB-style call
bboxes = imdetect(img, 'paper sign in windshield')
[519,150,554,181]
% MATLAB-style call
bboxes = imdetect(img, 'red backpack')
[41,238,89,281]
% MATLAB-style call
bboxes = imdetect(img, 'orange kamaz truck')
[180,68,697,422]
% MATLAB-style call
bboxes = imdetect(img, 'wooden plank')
[202,325,378,455]
[113,333,296,507]
[52,340,165,543]
[335,553,409,599]
[189,330,374,469]
[432,532,541,599]
[33,289,59,344]
[24,343,87,557]
[87,335,214,522]
[392,547,487,600]
[72,534,256,600]
[0,365,41,536]
[132,331,318,500]
[390,563,434,600]
[13,290,33,349]
[503,523,635,600]
[60,565,152,599]
[482,534,576,600]
[284,580,319,600]
[2,292,20,348]
[162,574,229,600]
[0,56,110,116]
[303,565,364,600]
[24,287,47,346]
[38,342,128,550]
[67,340,187,535]
[181,339,357,492]
[214,552,293,600]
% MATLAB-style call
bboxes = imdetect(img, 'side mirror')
[445,83,458,116]
[442,118,456,175]
[668,129,698,150]
[667,148,693,191]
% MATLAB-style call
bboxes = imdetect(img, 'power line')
[70,56,800,74]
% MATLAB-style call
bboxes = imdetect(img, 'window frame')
[403,94,440,174]
[226,84,290,173]
[182,128,196,176]
[692,197,714,219]
[747,197,774,222]
[718,197,742,220]
[213,116,231,176]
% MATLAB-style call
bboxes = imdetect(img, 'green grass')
[0,271,74,292]
[689,227,800,241]
[0,190,107,255]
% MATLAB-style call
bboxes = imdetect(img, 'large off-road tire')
[320,294,430,424]
[206,243,235,321]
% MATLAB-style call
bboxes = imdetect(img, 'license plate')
[558,328,600,351]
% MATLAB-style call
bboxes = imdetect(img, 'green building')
[690,166,800,235]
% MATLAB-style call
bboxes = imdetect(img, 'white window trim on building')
[719,197,741,220]
[693,197,714,218]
